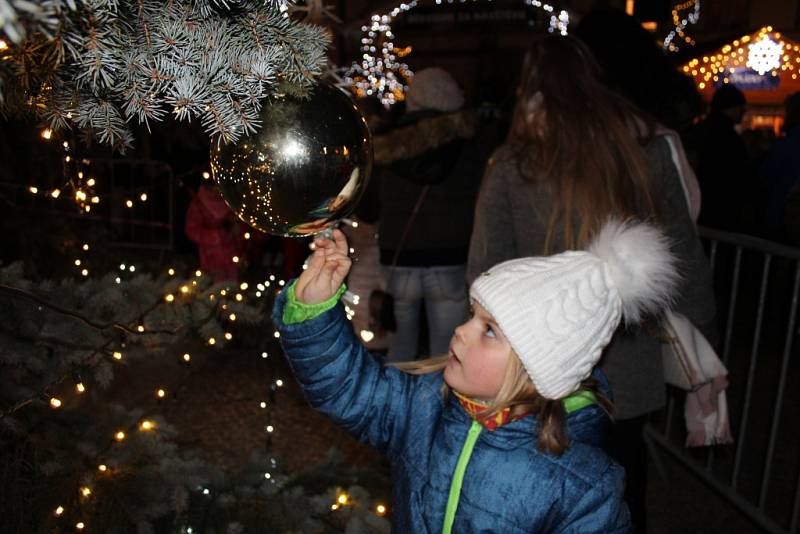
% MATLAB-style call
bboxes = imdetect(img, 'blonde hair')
[391,351,612,455]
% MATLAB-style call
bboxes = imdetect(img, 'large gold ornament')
[210,82,372,236]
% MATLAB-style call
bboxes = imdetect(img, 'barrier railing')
[646,227,800,534]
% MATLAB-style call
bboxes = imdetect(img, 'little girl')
[273,219,678,533]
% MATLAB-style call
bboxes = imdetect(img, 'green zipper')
[442,420,482,534]
[441,391,597,532]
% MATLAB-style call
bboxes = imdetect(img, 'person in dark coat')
[373,67,490,362]
[761,92,800,243]
[685,85,752,232]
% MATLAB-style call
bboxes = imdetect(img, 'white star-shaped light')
[747,37,783,75]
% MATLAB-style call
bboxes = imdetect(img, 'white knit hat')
[470,219,680,400]
[406,67,465,113]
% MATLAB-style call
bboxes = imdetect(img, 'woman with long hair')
[467,35,716,534]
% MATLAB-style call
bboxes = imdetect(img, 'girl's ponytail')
[537,399,567,454]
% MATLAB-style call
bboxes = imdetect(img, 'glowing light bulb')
[275,379,284,387]
[244,232,251,239]
[76,383,85,393]
[51,189,61,198]
[202,171,210,179]
[195,270,202,277]
[29,186,38,194]
[137,325,144,332]
[55,506,64,516]
[50,397,62,408]
[180,285,189,294]
[140,420,155,431]
[208,337,216,345]
[266,425,274,433]
[376,504,386,515]
[80,486,91,497]
[260,401,267,408]
[139,193,148,202]
[360,330,375,342]
[337,493,349,505]
[156,388,166,398]
[41,128,53,140]
[232,256,240,263]
[112,351,122,360]
[115,431,125,441]
[165,294,175,302]
[168,268,175,276]
[76,521,85,530]
[125,200,133,208]
[86,178,95,186]
[98,464,107,472]
[183,353,191,362]
[81,269,88,276]
[228,313,236,321]
[82,243,89,251]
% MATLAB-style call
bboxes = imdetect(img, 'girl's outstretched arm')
[272,230,436,457]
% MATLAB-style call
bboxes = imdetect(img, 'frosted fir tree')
[0,260,390,532]
[0,0,330,152]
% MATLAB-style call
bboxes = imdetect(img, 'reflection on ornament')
[747,36,783,75]
[210,82,372,237]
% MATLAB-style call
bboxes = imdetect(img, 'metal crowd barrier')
[646,226,800,534]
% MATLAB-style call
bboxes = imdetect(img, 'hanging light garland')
[663,0,701,52]
[345,0,569,107]
[681,27,799,91]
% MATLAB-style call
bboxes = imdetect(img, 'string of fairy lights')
[681,27,800,91]
[345,0,570,107]
[15,135,384,527]
[28,128,158,214]
[663,0,701,52]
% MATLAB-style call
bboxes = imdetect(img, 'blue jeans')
[384,265,469,362]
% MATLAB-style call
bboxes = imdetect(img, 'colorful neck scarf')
[453,390,529,431]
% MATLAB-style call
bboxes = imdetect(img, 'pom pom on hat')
[406,68,465,113]
[470,218,679,400]
[589,219,680,325]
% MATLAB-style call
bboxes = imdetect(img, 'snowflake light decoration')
[747,36,783,75]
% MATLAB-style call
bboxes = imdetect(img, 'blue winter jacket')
[273,289,631,533]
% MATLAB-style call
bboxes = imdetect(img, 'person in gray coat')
[467,35,716,534]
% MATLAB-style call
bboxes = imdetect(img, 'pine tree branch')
[0,284,141,335]
[0,283,219,337]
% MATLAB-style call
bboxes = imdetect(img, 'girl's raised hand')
[294,229,352,305]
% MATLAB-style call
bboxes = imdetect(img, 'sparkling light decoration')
[681,27,799,91]
[346,0,569,107]
[663,0,701,52]
[747,34,783,75]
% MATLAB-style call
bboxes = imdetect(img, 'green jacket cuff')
[282,280,347,325]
